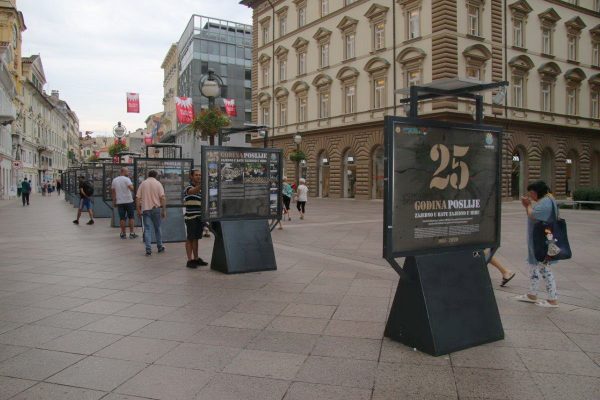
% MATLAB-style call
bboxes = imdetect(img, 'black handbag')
[533,199,572,263]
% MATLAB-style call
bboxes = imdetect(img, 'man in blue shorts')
[73,175,94,225]
[111,167,138,239]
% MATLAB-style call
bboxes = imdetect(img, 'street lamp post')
[199,69,225,146]
[112,122,127,163]
[294,134,302,187]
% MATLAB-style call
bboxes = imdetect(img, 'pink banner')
[175,97,194,124]
[127,93,140,113]
[224,98,237,117]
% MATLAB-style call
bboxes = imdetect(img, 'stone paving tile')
[210,311,275,330]
[8,382,106,400]
[280,303,336,319]
[155,342,240,371]
[312,336,381,361]
[33,311,106,329]
[96,336,179,363]
[0,321,21,335]
[371,390,457,400]
[0,344,29,363]
[101,395,154,400]
[114,304,177,319]
[332,305,388,322]
[223,349,306,380]
[158,307,226,325]
[115,365,213,400]
[131,320,203,342]
[101,291,151,304]
[233,300,289,315]
[28,295,91,311]
[46,356,147,392]
[531,372,600,400]
[291,292,345,306]
[517,348,600,377]
[0,348,84,380]
[64,287,119,300]
[0,306,61,324]
[451,345,528,371]
[567,333,600,353]
[188,326,260,348]
[80,315,153,335]
[489,329,581,351]
[379,339,450,365]
[374,362,456,397]
[283,382,371,400]
[324,320,385,339]
[194,373,290,400]
[295,355,377,389]
[453,367,544,399]
[267,316,329,335]
[71,300,133,315]
[246,330,318,355]
[0,324,70,347]
[0,376,36,400]
[39,330,122,355]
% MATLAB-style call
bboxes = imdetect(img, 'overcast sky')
[19,0,252,136]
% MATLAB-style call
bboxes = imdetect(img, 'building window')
[298,6,306,27]
[344,84,356,114]
[279,14,287,37]
[262,64,270,86]
[344,33,355,60]
[466,66,481,81]
[320,43,329,67]
[278,102,287,126]
[298,51,306,75]
[407,70,421,87]
[567,34,577,61]
[261,106,270,125]
[513,19,524,48]
[591,91,599,119]
[321,0,329,16]
[408,9,420,39]
[298,97,307,122]
[373,22,385,50]
[593,42,600,67]
[596,0,600,12]
[262,25,270,45]
[279,59,287,82]
[567,88,577,116]
[373,78,386,109]
[542,28,552,55]
[467,4,480,36]
[541,82,552,112]
[512,76,524,108]
[319,92,329,118]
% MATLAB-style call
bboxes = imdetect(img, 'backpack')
[82,180,94,196]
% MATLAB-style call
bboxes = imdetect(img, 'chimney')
[51,90,59,99]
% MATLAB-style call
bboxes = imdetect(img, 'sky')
[18,0,252,137]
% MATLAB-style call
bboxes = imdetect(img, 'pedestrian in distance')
[111,167,138,239]
[73,175,95,225]
[183,169,209,268]
[21,178,31,206]
[42,181,47,196]
[515,180,560,308]
[296,178,308,220]
[56,180,62,196]
[282,176,293,221]
[136,170,166,256]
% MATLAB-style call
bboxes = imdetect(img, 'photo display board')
[68,169,80,195]
[133,158,193,207]
[201,146,282,221]
[384,117,501,258]
[84,166,103,197]
[102,164,126,202]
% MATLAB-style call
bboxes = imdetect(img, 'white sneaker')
[535,300,559,308]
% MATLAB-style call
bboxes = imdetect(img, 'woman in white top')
[296,178,309,220]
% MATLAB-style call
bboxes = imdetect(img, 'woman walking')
[296,178,308,220]
[515,180,559,308]
[282,176,293,221]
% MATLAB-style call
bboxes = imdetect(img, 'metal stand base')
[210,220,277,274]
[91,197,112,218]
[385,250,504,356]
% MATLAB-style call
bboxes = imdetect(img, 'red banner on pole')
[175,97,194,124]
[127,93,140,113]
[224,98,237,117]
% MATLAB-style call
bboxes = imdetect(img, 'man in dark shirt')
[73,176,95,225]
[21,179,31,206]
[183,169,208,269]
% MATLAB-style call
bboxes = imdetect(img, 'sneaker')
[120,232,126,239]
[87,219,94,225]
[186,260,198,269]
[129,233,138,239]
[196,258,208,266]
[72,219,79,224]
[145,250,152,256]
[157,246,165,253]
[300,215,304,220]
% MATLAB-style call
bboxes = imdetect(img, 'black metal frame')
[145,144,182,159]
[201,146,283,222]
[102,163,126,203]
[383,116,502,265]
[133,157,194,208]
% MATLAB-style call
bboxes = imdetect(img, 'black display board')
[201,146,283,221]
[68,169,81,195]
[102,164,126,203]
[84,166,104,198]
[133,158,194,207]
[384,118,501,259]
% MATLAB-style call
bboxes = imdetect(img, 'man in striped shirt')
[184,169,209,269]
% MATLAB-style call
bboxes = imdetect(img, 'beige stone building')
[243,0,600,199]
[160,44,178,143]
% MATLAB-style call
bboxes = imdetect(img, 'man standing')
[21,179,31,206]
[183,169,209,269]
[111,167,138,239]
[136,170,166,256]
[73,175,94,225]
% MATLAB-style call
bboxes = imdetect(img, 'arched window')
[317,150,330,197]
[342,149,356,198]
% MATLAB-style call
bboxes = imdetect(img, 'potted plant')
[108,142,129,157]
[289,150,306,162]
[189,108,231,145]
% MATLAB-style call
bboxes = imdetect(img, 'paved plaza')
[0,195,599,399]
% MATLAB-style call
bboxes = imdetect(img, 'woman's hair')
[526,180,549,198]
[299,178,306,184]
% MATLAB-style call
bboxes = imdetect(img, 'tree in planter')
[189,108,230,145]
[108,141,129,158]
[87,154,99,162]
[289,150,306,162]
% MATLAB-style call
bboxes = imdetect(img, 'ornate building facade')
[243,0,600,199]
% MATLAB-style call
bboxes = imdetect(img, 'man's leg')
[119,218,126,235]
[142,211,152,254]
[192,239,199,259]
[21,193,25,206]
[25,193,30,205]
[185,240,194,261]
[152,209,163,251]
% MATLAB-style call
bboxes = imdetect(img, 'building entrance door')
[318,152,330,197]
[343,150,356,198]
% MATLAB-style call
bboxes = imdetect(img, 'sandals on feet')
[514,294,537,303]
[500,272,516,287]
[535,300,559,308]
